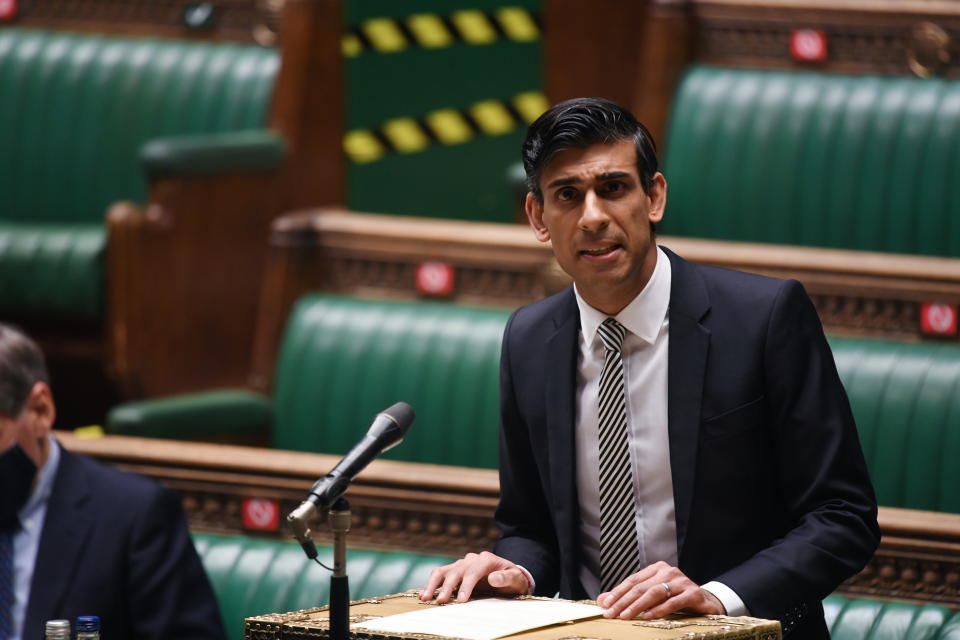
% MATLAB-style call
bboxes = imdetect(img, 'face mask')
[0,443,37,531]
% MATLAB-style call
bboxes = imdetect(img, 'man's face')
[525,140,667,315]
[0,382,54,468]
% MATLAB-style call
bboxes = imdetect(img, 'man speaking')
[420,98,879,638]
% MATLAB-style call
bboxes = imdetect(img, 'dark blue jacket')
[494,247,879,638]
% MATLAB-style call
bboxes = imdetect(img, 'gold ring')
[661,582,672,598]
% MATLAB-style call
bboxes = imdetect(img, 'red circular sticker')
[416,261,455,297]
[921,302,958,336]
[790,30,827,62]
[242,498,280,531]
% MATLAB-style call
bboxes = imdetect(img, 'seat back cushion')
[824,595,953,640]
[271,294,510,468]
[0,29,278,321]
[662,65,960,257]
[0,29,278,224]
[830,337,960,512]
[193,532,452,640]
[0,222,104,322]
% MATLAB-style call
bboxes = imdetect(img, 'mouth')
[579,244,622,259]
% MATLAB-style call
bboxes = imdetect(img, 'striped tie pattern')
[597,318,641,593]
[0,529,13,640]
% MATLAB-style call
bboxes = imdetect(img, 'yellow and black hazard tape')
[343,6,540,57]
[344,91,549,163]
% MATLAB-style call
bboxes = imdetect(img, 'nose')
[578,191,609,233]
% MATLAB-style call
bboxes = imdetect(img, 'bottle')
[77,616,101,640]
[44,619,70,640]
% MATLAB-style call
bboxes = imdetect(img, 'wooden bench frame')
[248,208,960,392]
[544,0,960,144]
[60,432,960,610]
[6,0,343,404]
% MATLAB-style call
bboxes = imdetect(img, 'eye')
[602,181,625,195]
[556,187,578,201]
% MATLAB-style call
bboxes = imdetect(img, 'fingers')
[419,552,526,604]
[487,568,529,593]
[597,562,664,608]
[598,562,713,620]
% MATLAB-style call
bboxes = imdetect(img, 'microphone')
[288,402,415,558]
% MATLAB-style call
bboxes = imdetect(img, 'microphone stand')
[328,497,351,640]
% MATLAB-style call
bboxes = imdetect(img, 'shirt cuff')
[700,581,749,617]
[514,564,535,595]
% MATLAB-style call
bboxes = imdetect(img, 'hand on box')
[420,551,532,604]
[597,561,725,620]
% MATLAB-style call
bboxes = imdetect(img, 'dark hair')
[0,323,50,418]
[522,97,659,202]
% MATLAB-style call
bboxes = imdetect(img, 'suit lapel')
[25,447,94,632]
[663,248,711,558]
[544,289,581,585]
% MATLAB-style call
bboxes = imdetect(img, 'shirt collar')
[18,434,61,525]
[575,246,672,347]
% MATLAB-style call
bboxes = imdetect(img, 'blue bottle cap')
[76,616,100,631]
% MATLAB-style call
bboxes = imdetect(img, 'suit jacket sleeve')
[493,310,562,596]
[125,486,226,640]
[712,280,880,620]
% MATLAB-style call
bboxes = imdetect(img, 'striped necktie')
[0,528,13,640]
[597,318,641,593]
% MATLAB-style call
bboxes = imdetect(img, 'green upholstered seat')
[192,532,452,640]
[823,595,958,639]
[662,65,960,257]
[106,294,510,468]
[0,29,278,321]
[270,295,510,468]
[109,295,960,491]
[830,338,960,513]
[0,222,104,322]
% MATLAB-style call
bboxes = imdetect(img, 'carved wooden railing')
[626,0,960,141]
[60,432,960,609]
[250,208,960,391]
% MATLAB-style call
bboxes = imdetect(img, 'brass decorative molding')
[908,21,953,77]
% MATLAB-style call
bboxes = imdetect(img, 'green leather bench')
[830,337,960,513]
[108,295,509,468]
[0,28,280,325]
[109,294,960,511]
[193,532,453,640]
[661,65,960,258]
[191,532,960,640]
[824,595,960,640]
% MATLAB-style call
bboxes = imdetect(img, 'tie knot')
[598,318,626,353]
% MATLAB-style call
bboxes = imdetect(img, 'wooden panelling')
[250,209,960,391]
[6,0,284,44]
[60,433,960,609]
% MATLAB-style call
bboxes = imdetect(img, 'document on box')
[352,598,605,640]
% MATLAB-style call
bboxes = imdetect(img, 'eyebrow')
[545,171,632,189]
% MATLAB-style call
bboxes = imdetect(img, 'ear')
[647,172,667,224]
[525,192,550,243]
[23,382,55,438]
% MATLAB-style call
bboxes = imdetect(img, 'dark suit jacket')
[23,445,226,640]
[493,248,879,638]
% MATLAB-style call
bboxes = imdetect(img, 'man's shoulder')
[664,246,802,306]
[507,287,576,335]
[59,445,169,503]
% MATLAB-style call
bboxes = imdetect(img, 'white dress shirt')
[573,247,747,616]
[12,435,60,640]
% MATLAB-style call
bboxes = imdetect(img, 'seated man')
[0,323,225,640]
[421,98,879,638]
